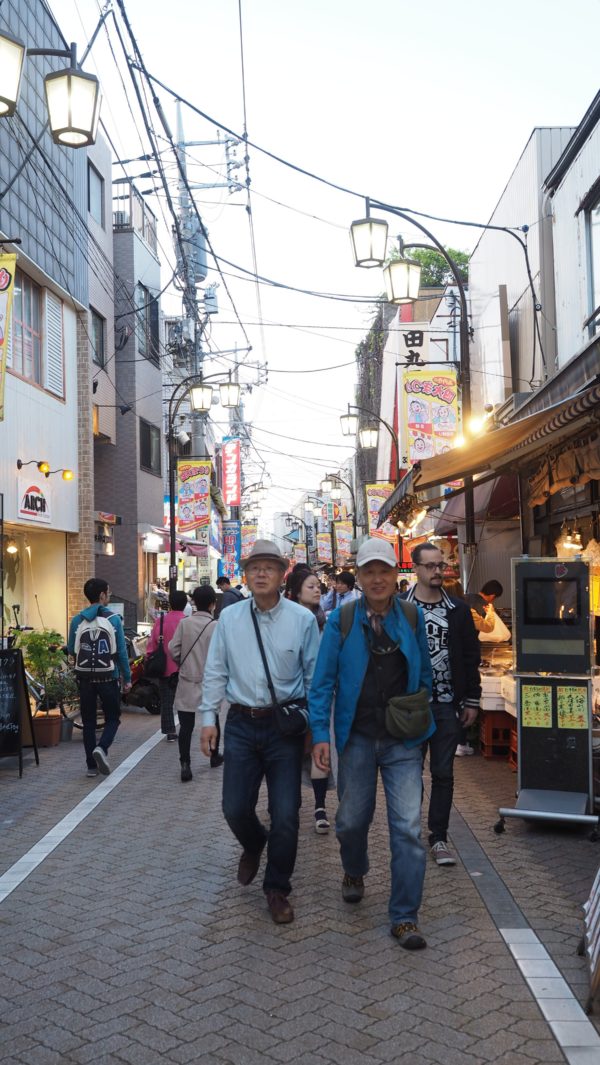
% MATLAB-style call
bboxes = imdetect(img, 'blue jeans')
[425,702,461,846]
[79,679,121,768]
[336,732,425,926]
[222,709,303,895]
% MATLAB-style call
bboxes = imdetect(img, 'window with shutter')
[43,290,64,398]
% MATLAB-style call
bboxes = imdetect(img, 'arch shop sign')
[17,478,52,525]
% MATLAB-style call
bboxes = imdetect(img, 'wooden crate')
[480,710,512,760]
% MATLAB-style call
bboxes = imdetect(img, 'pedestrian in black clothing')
[402,542,481,866]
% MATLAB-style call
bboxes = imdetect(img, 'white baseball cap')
[356,538,398,568]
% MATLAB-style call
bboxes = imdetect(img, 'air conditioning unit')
[113,211,129,228]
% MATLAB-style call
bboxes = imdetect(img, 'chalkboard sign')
[518,676,591,799]
[0,648,38,775]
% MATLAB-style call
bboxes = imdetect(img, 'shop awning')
[379,381,600,525]
[433,475,519,534]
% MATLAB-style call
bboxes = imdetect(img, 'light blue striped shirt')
[199,595,320,726]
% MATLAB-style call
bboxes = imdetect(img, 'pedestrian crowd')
[68,535,484,947]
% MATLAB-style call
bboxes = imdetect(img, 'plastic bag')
[479,611,511,644]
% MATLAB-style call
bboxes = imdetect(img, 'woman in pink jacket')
[145,590,188,740]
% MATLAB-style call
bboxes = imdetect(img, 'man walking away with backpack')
[68,578,132,778]
[310,538,433,950]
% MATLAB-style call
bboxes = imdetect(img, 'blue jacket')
[309,595,434,753]
[67,604,131,683]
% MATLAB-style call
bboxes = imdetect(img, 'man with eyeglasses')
[199,540,320,925]
[402,542,481,867]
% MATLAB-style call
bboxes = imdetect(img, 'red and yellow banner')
[294,543,307,565]
[0,253,17,422]
[365,484,398,543]
[317,533,332,564]
[241,524,258,558]
[402,368,460,464]
[335,521,353,561]
[177,459,211,534]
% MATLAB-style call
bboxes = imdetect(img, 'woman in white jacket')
[169,585,220,781]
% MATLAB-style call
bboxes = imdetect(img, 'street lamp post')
[350,199,475,572]
[167,371,240,596]
[340,403,400,482]
[325,473,357,540]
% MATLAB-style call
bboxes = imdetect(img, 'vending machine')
[497,557,600,832]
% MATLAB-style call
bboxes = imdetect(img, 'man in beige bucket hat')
[200,540,320,924]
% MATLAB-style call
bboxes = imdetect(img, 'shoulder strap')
[250,608,278,706]
[158,613,164,644]
[339,599,357,645]
[398,598,417,632]
[179,618,215,670]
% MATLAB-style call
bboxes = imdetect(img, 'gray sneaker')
[342,874,365,903]
[391,922,427,950]
[93,746,111,776]
[431,841,456,866]
[85,767,98,778]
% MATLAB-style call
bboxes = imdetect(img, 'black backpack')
[338,597,417,644]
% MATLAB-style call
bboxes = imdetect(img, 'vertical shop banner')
[335,521,353,561]
[177,460,211,534]
[218,520,241,582]
[222,437,241,506]
[397,322,430,367]
[402,368,459,464]
[294,543,307,565]
[317,533,332,564]
[241,524,258,558]
[209,505,222,554]
[0,254,17,422]
[365,484,398,543]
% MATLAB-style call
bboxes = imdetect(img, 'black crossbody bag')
[250,609,308,737]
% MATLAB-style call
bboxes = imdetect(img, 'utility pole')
[175,102,208,457]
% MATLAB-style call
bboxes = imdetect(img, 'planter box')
[33,711,62,748]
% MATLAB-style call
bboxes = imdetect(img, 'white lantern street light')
[189,382,213,412]
[0,34,102,147]
[340,411,359,437]
[330,487,342,501]
[219,375,241,409]
[320,478,332,494]
[359,427,379,449]
[350,207,388,268]
[0,31,25,117]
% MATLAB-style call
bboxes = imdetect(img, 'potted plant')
[45,668,80,741]
[17,629,65,747]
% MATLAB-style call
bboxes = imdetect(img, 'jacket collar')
[404,585,456,611]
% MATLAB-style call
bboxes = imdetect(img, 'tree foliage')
[390,246,469,287]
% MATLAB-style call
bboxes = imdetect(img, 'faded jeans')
[222,708,303,895]
[336,731,425,926]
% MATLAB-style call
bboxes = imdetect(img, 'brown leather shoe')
[237,843,265,886]
[266,890,294,924]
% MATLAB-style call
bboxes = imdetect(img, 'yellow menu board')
[557,686,588,730]
[521,684,552,728]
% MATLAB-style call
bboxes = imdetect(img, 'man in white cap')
[310,538,433,949]
[200,540,320,925]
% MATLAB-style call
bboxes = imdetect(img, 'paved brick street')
[1,710,599,1065]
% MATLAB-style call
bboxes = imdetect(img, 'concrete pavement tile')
[537,998,591,1022]
[68,1035,134,1063]
[526,977,576,998]
[265,1030,326,1062]
[125,1022,182,1053]
[549,1020,600,1046]
[518,958,563,978]
[510,942,552,959]
[563,1049,600,1064]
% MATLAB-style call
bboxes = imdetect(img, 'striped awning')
[378,381,600,526]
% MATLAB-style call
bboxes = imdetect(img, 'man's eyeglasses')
[416,562,447,572]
